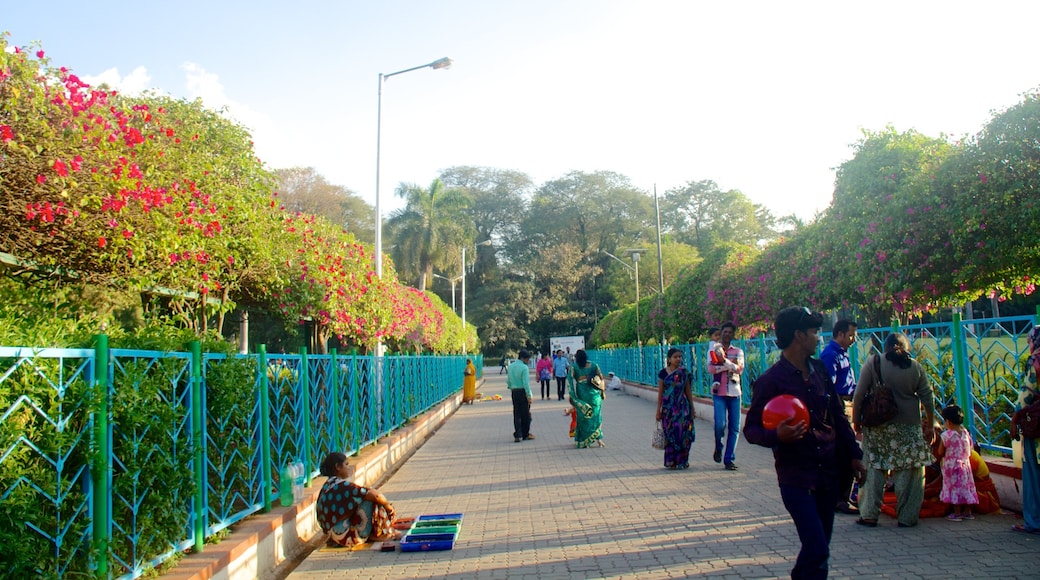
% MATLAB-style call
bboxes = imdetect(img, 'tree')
[661,180,779,252]
[385,179,472,291]
[274,167,373,244]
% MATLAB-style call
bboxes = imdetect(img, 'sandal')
[1012,524,1040,534]
[855,518,878,527]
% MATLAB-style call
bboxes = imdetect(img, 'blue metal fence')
[590,313,1037,454]
[0,341,480,579]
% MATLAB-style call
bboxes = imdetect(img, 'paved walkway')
[289,370,1038,579]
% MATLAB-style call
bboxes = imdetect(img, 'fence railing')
[0,338,481,579]
[589,312,1037,456]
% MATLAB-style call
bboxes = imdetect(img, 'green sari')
[569,362,604,448]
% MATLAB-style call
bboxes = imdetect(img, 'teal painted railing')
[589,314,1037,454]
[0,341,481,579]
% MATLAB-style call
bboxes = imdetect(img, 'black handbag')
[860,355,899,427]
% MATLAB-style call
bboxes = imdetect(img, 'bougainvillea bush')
[0,34,465,353]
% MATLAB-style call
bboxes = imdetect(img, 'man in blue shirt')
[508,350,534,442]
[820,318,859,515]
[552,349,570,401]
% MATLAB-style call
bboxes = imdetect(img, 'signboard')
[549,335,586,357]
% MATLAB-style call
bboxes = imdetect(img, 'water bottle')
[292,461,305,502]
[279,464,293,507]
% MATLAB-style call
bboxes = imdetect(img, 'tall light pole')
[623,249,647,346]
[432,273,463,313]
[374,57,452,281]
[461,240,493,352]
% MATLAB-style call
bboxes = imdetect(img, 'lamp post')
[374,57,452,281]
[432,273,463,313]
[460,240,493,352]
[623,249,647,346]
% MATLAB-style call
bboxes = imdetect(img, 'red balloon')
[762,394,810,430]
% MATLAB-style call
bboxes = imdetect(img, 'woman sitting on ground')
[316,452,399,547]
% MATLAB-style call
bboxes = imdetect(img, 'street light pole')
[432,273,462,313]
[461,240,493,352]
[374,57,452,281]
[623,249,647,346]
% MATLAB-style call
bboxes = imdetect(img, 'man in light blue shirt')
[508,350,534,442]
[552,350,570,401]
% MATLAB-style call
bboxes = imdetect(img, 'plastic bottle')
[292,461,305,502]
[279,464,293,507]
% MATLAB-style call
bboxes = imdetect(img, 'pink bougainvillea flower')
[36,174,46,184]
[979,173,988,183]
[0,124,13,142]
[53,159,68,176]
[36,50,45,58]
[98,237,107,248]
[70,155,83,171]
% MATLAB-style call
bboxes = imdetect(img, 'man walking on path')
[745,307,865,580]
[821,318,860,515]
[508,350,534,442]
[552,349,570,401]
[708,322,744,470]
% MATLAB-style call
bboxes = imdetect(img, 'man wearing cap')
[606,372,622,391]
[508,350,535,443]
[820,318,860,515]
[744,307,865,580]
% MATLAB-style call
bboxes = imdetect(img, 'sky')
[5,1,1040,222]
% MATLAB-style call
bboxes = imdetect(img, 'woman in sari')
[656,347,695,469]
[569,349,606,448]
[316,452,399,547]
[463,358,477,404]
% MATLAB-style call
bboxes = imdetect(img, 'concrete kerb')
[161,378,482,580]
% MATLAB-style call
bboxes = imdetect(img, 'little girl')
[937,405,979,521]
[563,407,577,438]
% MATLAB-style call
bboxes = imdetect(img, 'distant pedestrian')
[553,349,570,401]
[536,352,554,400]
[937,404,978,521]
[708,322,744,470]
[656,347,694,469]
[745,307,865,580]
[507,350,534,443]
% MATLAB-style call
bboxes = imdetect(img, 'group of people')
[314,313,1040,567]
[508,348,608,448]
[534,350,574,400]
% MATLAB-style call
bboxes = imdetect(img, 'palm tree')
[385,178,472,291]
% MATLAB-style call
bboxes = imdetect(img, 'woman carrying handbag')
[656,347,695,469]
[851,332,936,527]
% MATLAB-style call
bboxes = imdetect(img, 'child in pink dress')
[937,405,979,521]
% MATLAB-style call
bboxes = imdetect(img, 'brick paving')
[288,370,1039,579]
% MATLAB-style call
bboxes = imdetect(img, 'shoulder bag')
[1012,400,1040,440]
[860,354,899,427]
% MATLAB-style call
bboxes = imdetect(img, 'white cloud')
[81,66,152,95]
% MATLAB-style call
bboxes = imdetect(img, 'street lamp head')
[430,57,453,70]
[475,239,493,247]
[622,248,647,262]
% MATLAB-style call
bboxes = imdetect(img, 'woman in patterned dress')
[656,347,695,469]
[315,452,399,547]
[852,332,936,527]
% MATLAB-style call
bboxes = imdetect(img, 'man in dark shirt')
[744,307,865,580]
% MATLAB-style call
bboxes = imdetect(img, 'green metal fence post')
[91,333,109,576]
[331,348,341,453]
[189,340,205,552]
[950,313,971,425]
[300,347,311,487]
[259,344,272,512]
